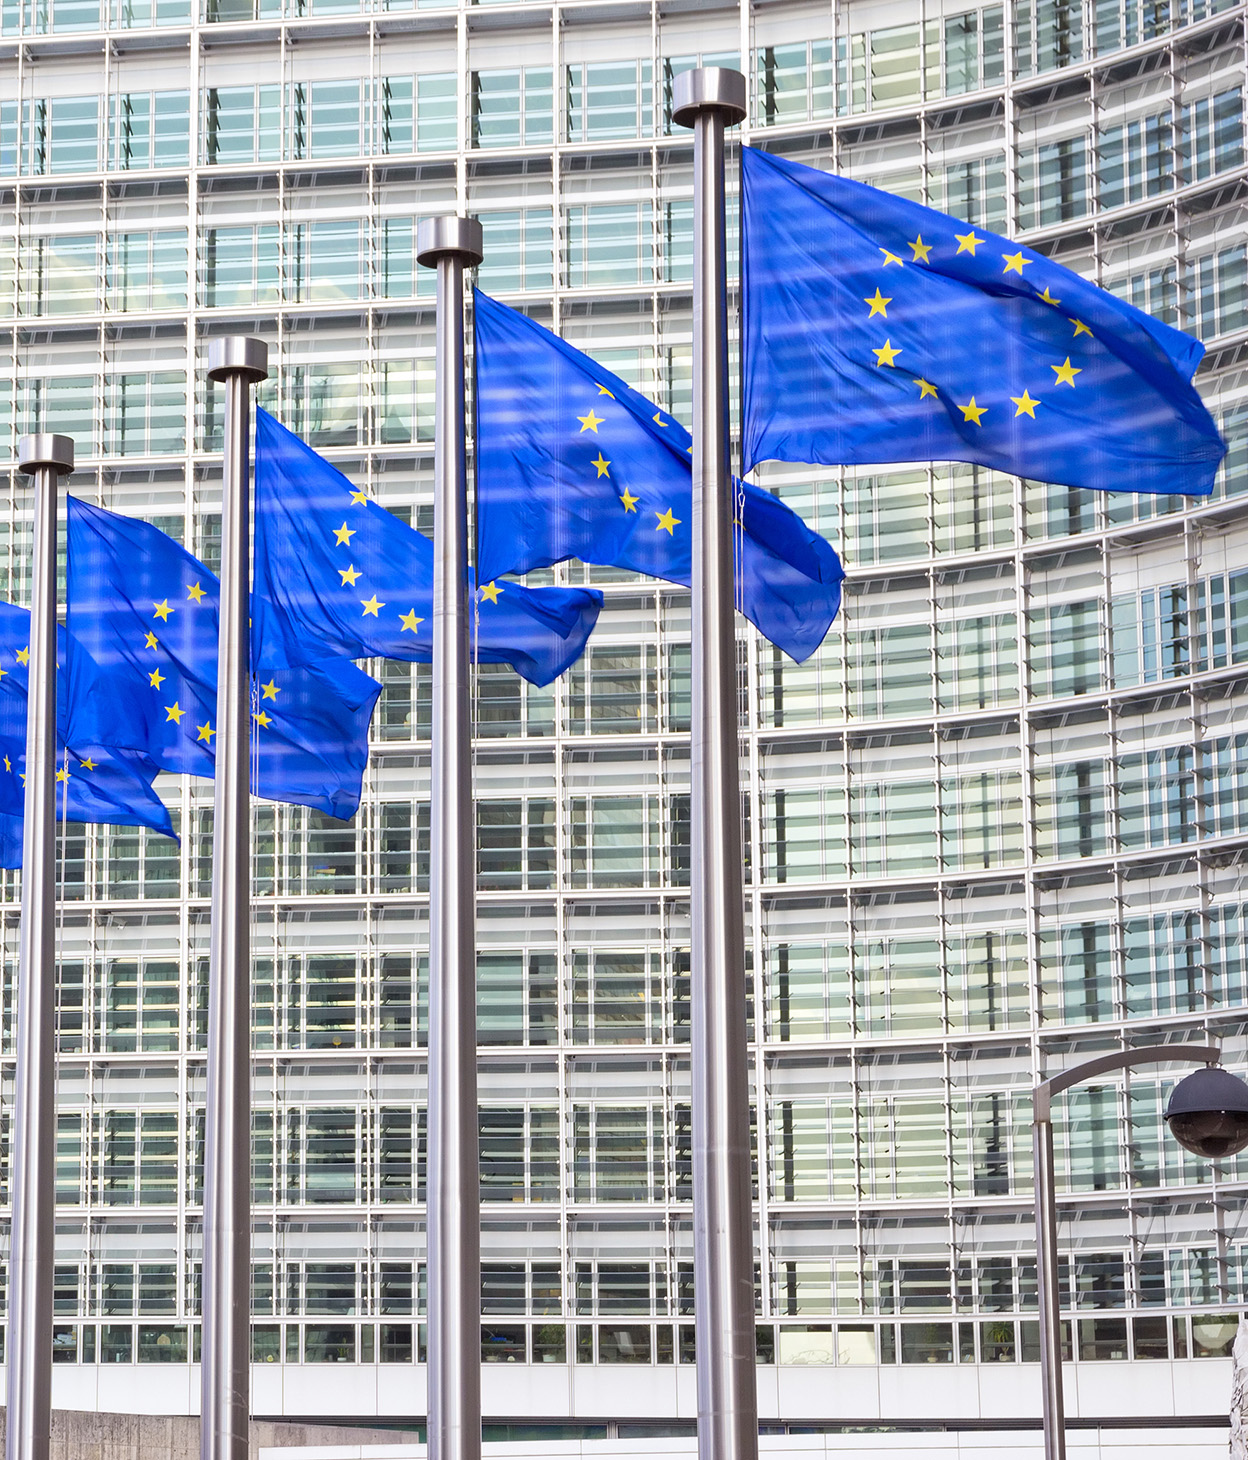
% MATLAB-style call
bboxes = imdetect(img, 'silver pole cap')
[17,433,74,475]
[416,215,484,269]
[671,66,748,129]
[207,335,269,384]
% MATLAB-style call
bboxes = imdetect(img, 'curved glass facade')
[0,0,1246,1431]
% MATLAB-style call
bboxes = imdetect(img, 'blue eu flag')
[473,290,844,663]
[740,146,1226,496]
[67,498,381,820]
[0,602,175,843]
[253,408,603,686]
[0,743,174,837]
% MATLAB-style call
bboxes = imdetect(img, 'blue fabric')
[253,408,602,687]
[67,498,381,819]
[740,146,1226,496]
[0,814,21,868]
[0,745,174,840]
[0,601,175,842]
[473,289,844,663]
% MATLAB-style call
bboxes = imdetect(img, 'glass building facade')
[0,0,1247,1432]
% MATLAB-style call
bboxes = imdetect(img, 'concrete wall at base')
[0,1409,424,1460]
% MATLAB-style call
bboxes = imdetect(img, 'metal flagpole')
[671,67,757,1460]
[415,215,484,1460]
[202,336,268,1460]
[6,433,74,1460]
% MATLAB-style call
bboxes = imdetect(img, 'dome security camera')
[1164,1066,1248,1159]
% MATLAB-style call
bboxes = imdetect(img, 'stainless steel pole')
[416,215,484,1460]
[6,433,74,1460]
[671,67,757,1460]
[1032,1115,1064,1460]
[1030,1043,1221,1460]
[202,336,268,1460]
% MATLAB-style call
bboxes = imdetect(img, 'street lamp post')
[1033,1043,1248,1460]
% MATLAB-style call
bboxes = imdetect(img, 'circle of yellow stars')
[577,381,682,537]
[142,579,282,744]
[329,494,441,633]
[143,582,218,740]
[0,646,101,793]
[0,643,102,789]
[866,227,1095,429]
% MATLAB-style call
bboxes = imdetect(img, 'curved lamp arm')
[1033,1043,1221,1123]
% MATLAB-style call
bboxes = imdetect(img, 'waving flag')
[67,498,381,819]
[253,408,603,686]
[0,602,174,842]
[473,290,844,663]
[0,814,20,869]
[0,742,173,836]
[739,145,1225,495]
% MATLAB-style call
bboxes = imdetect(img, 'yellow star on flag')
[333,522,355,546]
[873,339,901,368]
[1011,391,1041,418]
[879,248,904,267]
[1052,357,1081,387]
[479,582,502,604]
[1039,286,1061,305]
[16,647,29,665]
[655,507,680,535]
[187,582,206,604]
[914,378,939,400]
[596,384,615,398]
[620,489,639,513]
[197,721,214,744]
[1002,251,1031,275]
[55,767,69,784]
[144,632,159,650]
[165,702,184,724]
[149,668,165,689]
[152,601,172,621]
[253,710,273,728]
[361,595,385,617]
[79,756,97,771]
[400,610,424,633]
[261,680,280,701]
[652,412,668,427]
[3,756,10,773]
[340,565,362,587]
[959,397,987,425]
[592,453,611,478]
[350,489,370,505]
[864,288,891,318]
[1070,318,1093,338]
[577,409,604,434]
[908,235,932,263]
[955,230,983,255]
[0,665,7,679]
